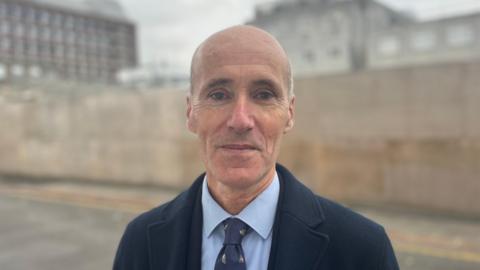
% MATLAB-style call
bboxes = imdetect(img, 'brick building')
[0,0,136,83]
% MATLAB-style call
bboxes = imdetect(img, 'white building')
[368,12,480,70]
[249,0,480,76]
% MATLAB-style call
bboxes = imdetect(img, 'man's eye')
[208,91,228,101]
[254,90,275,100]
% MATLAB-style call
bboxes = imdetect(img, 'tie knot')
[222,218,249,245]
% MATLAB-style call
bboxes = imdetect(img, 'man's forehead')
[194,38,288,76]
[198,50,283,67]
[190,26,291,93]
[194,26,288,66]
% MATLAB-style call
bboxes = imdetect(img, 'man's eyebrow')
[205,78,233,89]
[252,79,277,87]
[251,79,283,94]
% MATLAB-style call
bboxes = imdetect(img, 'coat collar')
[268,164,329,270]
[146,164,329,270]
[147,175,204,270]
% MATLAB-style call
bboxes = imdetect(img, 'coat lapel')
[147,176,204,270]
[268,164,330,270]
[144,166,329,270]
[147,214,190,270]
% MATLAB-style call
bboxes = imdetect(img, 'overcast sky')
[116,0,480,72]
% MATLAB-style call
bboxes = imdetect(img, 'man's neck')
[206,168,275,215]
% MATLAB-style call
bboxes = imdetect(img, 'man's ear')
[284,96,295,133]
[186,95,197,133]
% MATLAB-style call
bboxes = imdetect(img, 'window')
[28,41,37,55]
[40,27,50,40]
[26,6,35,22]
[11,64,24,77]
[29,66,41,78]
[20,5,29,21]
[327,46,341,58]
[378,35,400,55]
[0,3,5,17]
[38,43,49,56]
[29,26,38,39]
[410,30,436,51]
[68,65,76,76]
[10,3,21,19]
[41,10,49,24]
[0,63,6,80]
[65,15,74,29]
[16,24,24,37]
[15,41,24,57]
[68,47,76,59]
[67,32,75,44]
[1,38,10,50]
[35,9,42,23]
[75,17,85,31]
[1,21,9,34]
[53,13,63,27]
[53,29,63,42]
[55,45,64,60]
[446,24,474,47]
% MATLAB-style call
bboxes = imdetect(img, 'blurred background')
[1,0,479,269]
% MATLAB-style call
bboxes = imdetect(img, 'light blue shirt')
[201,172,280,270]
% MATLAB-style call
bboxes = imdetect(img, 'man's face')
[187,43,295,190]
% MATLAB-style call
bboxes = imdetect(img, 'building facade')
[368,13,480,70]
[249,0,412,77]
[249,0,480,76]
[0,0,136,84]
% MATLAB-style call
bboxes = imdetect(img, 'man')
[113,25,399,270]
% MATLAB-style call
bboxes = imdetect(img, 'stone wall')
[0,61,479,215]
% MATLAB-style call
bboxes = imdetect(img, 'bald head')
[190,25,293,97]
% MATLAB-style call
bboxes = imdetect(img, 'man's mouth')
[220,144,257,151]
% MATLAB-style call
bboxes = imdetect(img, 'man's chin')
[209,163,273,189]
[217,148,258,161]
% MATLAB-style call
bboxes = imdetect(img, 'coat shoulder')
[129,189,191,229]
[315,196,398,269]
[275,163,398,269]
[124,174,204,231]
[112,190,189,270]
[113,176,203,270]
[317,196,384,237]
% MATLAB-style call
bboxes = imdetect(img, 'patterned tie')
[214,218,249,270]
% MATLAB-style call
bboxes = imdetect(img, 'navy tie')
[214,218,249,270]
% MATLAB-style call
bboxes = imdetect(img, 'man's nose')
[226,96,254,133]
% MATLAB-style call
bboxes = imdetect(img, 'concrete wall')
[283,62,479,215]
[0,84,203,187]
[0,61,479,215]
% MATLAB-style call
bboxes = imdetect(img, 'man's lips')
[219,144,258,150]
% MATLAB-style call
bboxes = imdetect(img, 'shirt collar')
[201,172,280,240]
[201,176,231,238]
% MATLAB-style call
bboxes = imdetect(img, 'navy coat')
[113,164,399,270]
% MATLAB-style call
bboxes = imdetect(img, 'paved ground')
[0,179,479,270]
